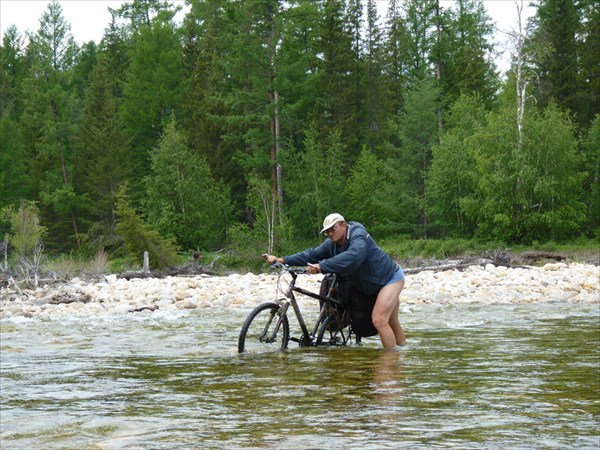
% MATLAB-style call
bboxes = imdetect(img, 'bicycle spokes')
[259,313,284,343]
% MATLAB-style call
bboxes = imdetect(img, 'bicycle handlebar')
[270,262,308,274]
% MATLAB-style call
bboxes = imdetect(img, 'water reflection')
[1,303,599,449]
[371,349,404,397]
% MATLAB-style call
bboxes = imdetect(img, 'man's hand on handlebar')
[307,263,321,275]
[262,254,283,265]
[262,254,320,274]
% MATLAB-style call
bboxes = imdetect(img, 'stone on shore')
[1,263,598,319]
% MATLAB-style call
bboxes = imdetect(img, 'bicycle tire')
[315,314,351,347]
[238,302,290,354]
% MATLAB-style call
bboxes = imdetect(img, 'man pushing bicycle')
[262,213,406,350]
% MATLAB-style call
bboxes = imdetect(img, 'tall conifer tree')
[77,55,131,251]
[1,26,28,208]
[533,0,580,116]
[312,0,357,161]
[380,0,410,146]
[436,0,498,110]
[119,0,183,194]
[20,1,82,249]
[577,0,600,126]
[181,0,241,196]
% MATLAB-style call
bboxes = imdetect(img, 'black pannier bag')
[348,287,378,338]
[319,274,349,331]
[319,274,378,338]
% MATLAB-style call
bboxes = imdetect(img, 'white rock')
[543,262,567,271]
[112,304,132,314]
[176,299,198,309]
[1,263,598,317]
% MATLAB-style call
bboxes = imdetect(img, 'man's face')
[324,221,345,244]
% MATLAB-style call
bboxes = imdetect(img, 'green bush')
[1,200,46,263]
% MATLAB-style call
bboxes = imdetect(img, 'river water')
[1,302,599,449]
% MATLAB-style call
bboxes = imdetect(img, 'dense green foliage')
[1,0,598,265]
[114,185,180,269]
[144,120,234,250]
[1,201,47,262]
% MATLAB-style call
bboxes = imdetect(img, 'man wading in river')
[263,213,406,350]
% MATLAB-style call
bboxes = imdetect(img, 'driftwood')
[117,270,158,280]
[402,250,513,275]
[117,252,223,280]
[403,259,493,274]
[130,304,159,313]
[400,249,583,274]
[48,292,92,305]
[518,250,566,263]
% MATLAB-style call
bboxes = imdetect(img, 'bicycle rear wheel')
[238,302,289,354]
[315,314,351,347]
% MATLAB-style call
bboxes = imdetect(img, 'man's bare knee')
[372,313,389,330]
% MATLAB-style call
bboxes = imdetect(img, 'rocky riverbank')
[1,262,598,319]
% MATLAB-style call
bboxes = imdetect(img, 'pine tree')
[181,0,283,211]
[119,0,183,193]
[402,0,437,81]
[0,26,28,208]
[436,0,498,110]
[365,0,386,151]
[380,0,410,147]
[19,1,83,250]
[275,0,321,148]
[312,0,358,160]
[1,25,25,119]
[577,0,600,127]
[0,117,27,210]
[98,13,130,99]
[385,79,440,237]
[115,184,179,269]
[180,0,235,188]
[533,0,580,116]
[76,54,132,253]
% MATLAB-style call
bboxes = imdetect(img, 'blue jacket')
[283,221,399,295]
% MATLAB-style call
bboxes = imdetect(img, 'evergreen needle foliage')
[115,185,180,270]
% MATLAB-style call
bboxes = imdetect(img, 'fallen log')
[49,292,91,304]
[403,258,495,275]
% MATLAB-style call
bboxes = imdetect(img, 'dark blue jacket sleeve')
[283,241,332,266]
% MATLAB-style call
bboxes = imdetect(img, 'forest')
[1,0,598,271]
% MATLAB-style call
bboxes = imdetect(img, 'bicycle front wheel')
[238,302,290,354]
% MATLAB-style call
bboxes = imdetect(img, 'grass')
[382,237,599,266]
[203,237,599,273]
[7,237,597,283]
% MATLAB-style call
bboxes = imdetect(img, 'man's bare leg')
[372,281,405,349]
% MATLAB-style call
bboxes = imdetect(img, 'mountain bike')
[238,263,359,354]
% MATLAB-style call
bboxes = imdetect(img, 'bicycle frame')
[238,263,355,353]
[275,265,346,347]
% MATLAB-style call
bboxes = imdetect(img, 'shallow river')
[1,303,599,449]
